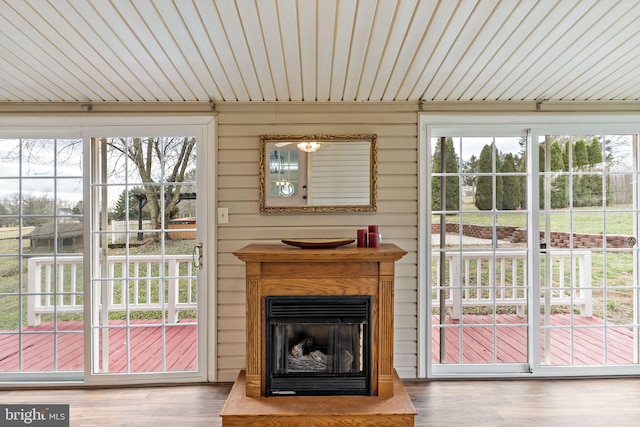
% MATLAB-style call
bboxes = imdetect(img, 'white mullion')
[634,134,640,364]
[599,133,610,366]
[52,138,59,372]
[124,137,132,374]
[568,134,576,366]
[159,137,167,372]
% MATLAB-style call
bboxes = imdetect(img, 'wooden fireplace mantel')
[233,243,407,398]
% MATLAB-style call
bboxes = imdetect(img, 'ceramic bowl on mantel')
[281,238,355,249]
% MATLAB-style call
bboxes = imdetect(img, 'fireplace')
[224,243,415,426]
[265,296,371,396]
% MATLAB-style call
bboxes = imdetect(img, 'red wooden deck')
[0,315,635,374]
[432,314,636,366]
[0,320,197,373]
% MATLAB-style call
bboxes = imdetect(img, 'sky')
[0,138,84,204]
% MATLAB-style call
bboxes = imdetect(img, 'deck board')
[432,314,635,366]
[0,314,636,374]
[0,320,197,373]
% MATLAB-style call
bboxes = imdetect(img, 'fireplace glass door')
[265,296,371,396]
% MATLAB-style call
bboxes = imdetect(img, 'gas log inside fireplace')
[265,296,371,396]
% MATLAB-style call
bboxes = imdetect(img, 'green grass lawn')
[433,198,634,235]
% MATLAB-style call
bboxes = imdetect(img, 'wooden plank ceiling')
[1,0,639,103]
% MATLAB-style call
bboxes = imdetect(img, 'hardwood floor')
[2,377,640,426]
[406,377,640,427]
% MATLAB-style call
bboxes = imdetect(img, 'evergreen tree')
[495,154,504,210]
[112,187,149,221]
[518,152,527,209]
[72,200,83,215]
[501,153,520,210]
[475,144,495,210]
[561,138,570,171]
[462,154,478,187]
[587,137,604,206]
[572,138,589,206]
[573,138,589,166]
[431,138,460,211]
[550,140,569,208]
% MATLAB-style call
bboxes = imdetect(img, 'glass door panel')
[539,134,638,368]
[0,138,84,377]
[90,136,199,375]
[431,134,529,370]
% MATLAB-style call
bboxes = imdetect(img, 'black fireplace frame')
[265,295,372,397]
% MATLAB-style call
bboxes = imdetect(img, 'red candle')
[368,232,380,248]
[357,229,368,247]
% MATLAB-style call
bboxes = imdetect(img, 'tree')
[550,140,568,208]
[512,136,529,209]
[462,154,478,187]
[586,136,604,206]
[572,138,589,207]
[431,137,460,211]
[0,202,9,227]
[112,187,149,221]
[518,151,528,209]
[72,200,83,215]
[573,138,589,167]
[538,141,546,208]
[501,153,520,210]
[104,136,196,240]
[475,144,497,210]
[22,193,55,226]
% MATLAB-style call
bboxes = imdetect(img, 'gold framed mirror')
[259,134,377,213]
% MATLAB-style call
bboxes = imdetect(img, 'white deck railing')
[27,254,197,326]
[432,250,593,319]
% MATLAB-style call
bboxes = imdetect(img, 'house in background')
[1,0,640,389]
[27,222,83,252]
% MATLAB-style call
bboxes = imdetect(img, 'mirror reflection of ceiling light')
[278,182,294,197]
[297,141,321,152]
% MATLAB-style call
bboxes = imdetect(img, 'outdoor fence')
[26,250,593,326]
[27,254,197,326]
[432,250,593,319]
[110,220,153,244]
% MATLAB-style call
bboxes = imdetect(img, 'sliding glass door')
[0,116,213,384]
[425,117,640,378]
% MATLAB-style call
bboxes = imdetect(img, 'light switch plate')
[217,207,229,224]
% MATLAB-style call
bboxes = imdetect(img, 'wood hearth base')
[220,370,416,426]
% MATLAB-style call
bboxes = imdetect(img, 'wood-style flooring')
[2,377,640,426]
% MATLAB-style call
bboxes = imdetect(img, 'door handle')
[193,242,203,270]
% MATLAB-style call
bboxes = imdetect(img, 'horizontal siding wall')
[215,102,419,382]
[309,141,370,205]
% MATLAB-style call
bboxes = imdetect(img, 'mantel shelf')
[233,243,407,263]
